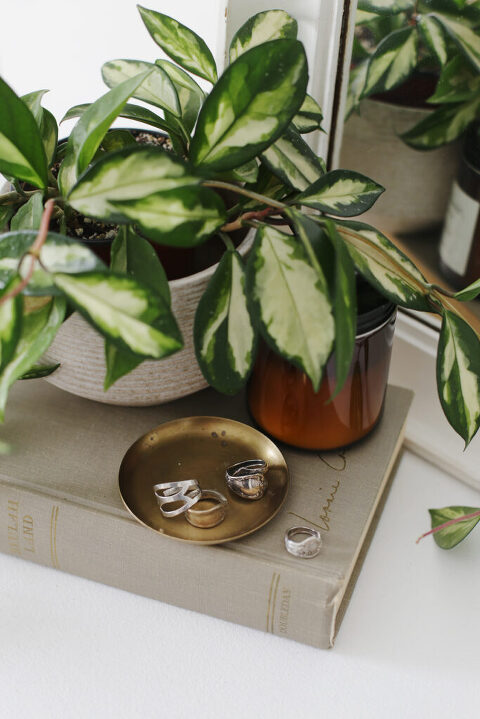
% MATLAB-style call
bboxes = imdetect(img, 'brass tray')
[118,416,289,545]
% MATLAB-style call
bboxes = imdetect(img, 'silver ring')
[226,459,268,500]
[185,489,228,528]
[284,527,322,558]
[153,479,201,518]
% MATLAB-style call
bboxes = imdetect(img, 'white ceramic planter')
[339,98,460,236]
[43,230,254,406]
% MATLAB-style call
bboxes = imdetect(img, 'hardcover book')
[0,380,412,649]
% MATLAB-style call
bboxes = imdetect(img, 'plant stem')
[221,206,280,233]
[219,231,235,251]
[0,198,55,307]
[203,180,288,211]
[416,510,480,544]
[0,188,58,206]
[429,283,457,299]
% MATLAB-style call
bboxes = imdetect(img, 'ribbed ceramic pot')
[42,230,254,406]
[340,98,460,236]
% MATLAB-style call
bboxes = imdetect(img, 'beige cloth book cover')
[0,381,412,649]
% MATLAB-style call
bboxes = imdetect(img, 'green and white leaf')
[362,27,418,97]
[455,278,480,302]
[431,13,480,71]
[155,59,204,133]
[261,125,325,191]
[0,206,14,230]
[19,363,60,380]
[102,59,180,116]
[417,14,448,65]
[335,219,431,310]
[190,39,308,172]
[325,220,357,399]
[246,225,334,391]
[62,102,174,135]
[10,192,43,231]
[229,9,297,63]
[0,231,105,296]
[292,94,324,134]
[346,60,370,119]
[137,5,217,83]
[104,226,170,390]
[54,272,182,360]
[0,275,22,372]
[40,109,58,166]
[111,186,226,247]
[0,296,66,421]
[296,169,384,216]
[194,250,255,394]
[100,130,136,153]
[21,89,48,124]
[58,71,152,195]
[401,96,480,148]
[428,55,480,103]
[358,0,415,14]
[219,159,259,184]
[68,145,199,222]
[428,506,480,549]
[437,309,480,445]
[0,77,48,188]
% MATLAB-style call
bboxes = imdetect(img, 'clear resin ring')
[185,489,228,529]
[226,459,268,500]
[284,526,322,559]
[153,479,201,518]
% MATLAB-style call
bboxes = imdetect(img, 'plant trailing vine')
[1,6,480,548]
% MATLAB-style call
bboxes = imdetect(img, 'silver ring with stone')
[185,489,228,528]
[226,459,268,500]
[284,527,322,558]
[153,479,201,518]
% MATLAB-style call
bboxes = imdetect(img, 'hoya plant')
[0,5,480,462]
[348,0,480,148]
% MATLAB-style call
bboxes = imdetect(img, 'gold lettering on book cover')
[266,572,280,633]
[22,515,35,554]
[7,499,20,556]
[50,506,60,569]
[278,589,291,635]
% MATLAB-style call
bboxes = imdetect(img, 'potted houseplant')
[341,0,480,235]
[0,6,480,455]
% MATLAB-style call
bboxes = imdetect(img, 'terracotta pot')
[339,98,460,236]
[43,230,254,406]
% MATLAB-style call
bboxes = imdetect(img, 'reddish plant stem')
[221,206,282,232]
[416,510,480,544]
[0,198,55,307]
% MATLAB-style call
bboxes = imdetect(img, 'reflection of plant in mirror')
[348,0,480,148]
[0,6,480,463]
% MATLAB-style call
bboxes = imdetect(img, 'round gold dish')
[118,416,289,545]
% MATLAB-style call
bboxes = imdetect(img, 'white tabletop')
[1,448,479,718]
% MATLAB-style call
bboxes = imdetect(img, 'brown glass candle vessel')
[248,277,396,450]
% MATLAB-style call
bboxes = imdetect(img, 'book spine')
[0,480,336,649]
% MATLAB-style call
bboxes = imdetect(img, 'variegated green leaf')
[61,102,174,135]
[455,278,480,302]
[437,309,480,445]
[417,14,448,65]
[229,10,297,63]
[111,186,226,247]
[137,5,217,83]
[0,206,14,231]
[428,55,480,104]
[0,231,105,296]
[10,192,43,231]
[356,9,380,24]
[0,76,48,189]
[240,165,289,212]
[292,94,324,134]
[0,274,22,372]
[100,130,136,153]
[246,225,334,391]
[104,226,170,390]
[358,0,415,13]
[334,219,431,310]
[0,296,66,421]
[261,125,325,192]
[40,109,58,166]
[325,220,357,399]
[19,363,60,379]
[54,272,182,360]
[220,159,259,184]
[363,27,418,97]
[21,89,48,124]
[401,96,480,148]
[346,60,370,119]
[68,145,199,222]
[58,71,152,195]
[102,60,180,116]
[428,506,480,549]
[155,59,204,133]
[296,169,384,216]
[431,12,480,71]
[190,40,307,172]
[194,250,255,394]
[284,209,330,294]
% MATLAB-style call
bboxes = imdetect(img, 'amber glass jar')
[248,278,396,450]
